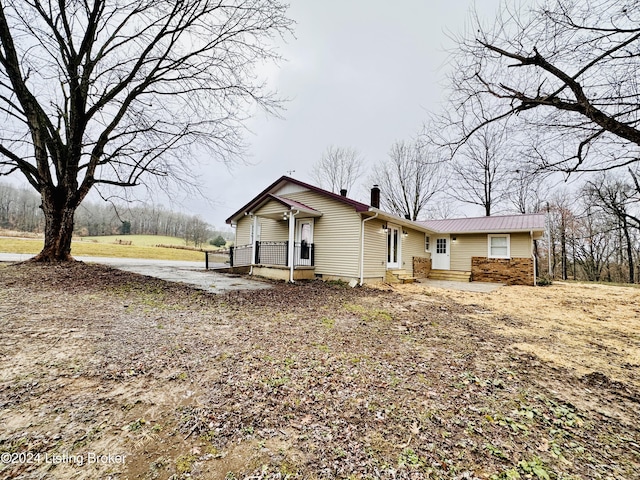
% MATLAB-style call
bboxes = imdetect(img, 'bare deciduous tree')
[584,173,639,282]
[372,139,446,221]
[573,204,613,282]
[0,0,292,261]
[310,146,364,194]
[508,167,548,215]
[449,0,640,174]
[449,122,510,216]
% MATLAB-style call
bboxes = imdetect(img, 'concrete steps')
[428,269,472,282]
[385,269,417,284]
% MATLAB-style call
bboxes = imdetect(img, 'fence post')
[230,246,234,267]
[205,251,209,270]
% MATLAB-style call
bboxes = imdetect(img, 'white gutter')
[248,213,255,276]
[288,209,299,283]
[360,213,379,286]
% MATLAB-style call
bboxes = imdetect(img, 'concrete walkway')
[416,278,503,293]
[0,253,272,294]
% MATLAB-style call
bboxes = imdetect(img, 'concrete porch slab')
[416,278,503,293]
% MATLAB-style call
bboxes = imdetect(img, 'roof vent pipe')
[340,188,347,197]
[371,185,380,208]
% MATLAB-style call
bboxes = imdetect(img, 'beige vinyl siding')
[255,199,287,217]
[363,218,387,279]
[451,232,533,271]
[253,200,289,242]
[402,229,430,276]
[235,215,287,245]
[450,234,485,271]
[235,216,252,246]
[510,232,532,257]
[258,217,288,242]
[282,190,362,278]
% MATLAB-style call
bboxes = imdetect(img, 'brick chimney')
[370,185,380,208]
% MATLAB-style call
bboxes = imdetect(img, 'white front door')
[432,235,450,270]
[387,225,401,269]
[295,219,313,266]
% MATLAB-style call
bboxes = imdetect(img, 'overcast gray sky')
[185,0,509,228]
[7,0,508,228]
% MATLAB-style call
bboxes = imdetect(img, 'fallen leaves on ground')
[0,262,638,479]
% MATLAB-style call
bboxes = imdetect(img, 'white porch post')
[288,209,295,282]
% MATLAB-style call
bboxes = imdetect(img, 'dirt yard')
[0,263,638,479]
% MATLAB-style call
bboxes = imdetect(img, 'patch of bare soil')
[0,263,638,479]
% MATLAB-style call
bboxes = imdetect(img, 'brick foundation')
[413,256,432,279]
[471,257,534,286]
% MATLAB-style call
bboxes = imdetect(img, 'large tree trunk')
[32,190,77,262]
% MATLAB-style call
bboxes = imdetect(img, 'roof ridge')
[226,176,370,224]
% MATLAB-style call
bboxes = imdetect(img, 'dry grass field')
[395,281,640,426]
[0,236,215,262]
[400,281,640,393]
[0,263,638,479]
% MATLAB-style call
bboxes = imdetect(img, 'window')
[425,235,430,252]
[436,238,447,254]
[488,234,510,258]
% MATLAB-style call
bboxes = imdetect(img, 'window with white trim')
[436,238,447,254]
[424,235,430,252]
[488,234,510,258]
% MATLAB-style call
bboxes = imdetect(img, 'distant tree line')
[310,140,640,283]
[543,175,640,284]
[0,182,231,247]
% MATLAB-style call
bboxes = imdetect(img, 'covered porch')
[230,241,315,268]
[230,241,315,281]
[230,194,322,281]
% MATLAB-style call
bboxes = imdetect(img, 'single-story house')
[225,176,545,285]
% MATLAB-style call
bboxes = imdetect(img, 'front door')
[432,235,450,270]
[387,225,401,269]
[295,219,313,266]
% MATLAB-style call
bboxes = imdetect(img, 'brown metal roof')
[226,176,370,224]
[270,195,321,215]
[417,213,546,234]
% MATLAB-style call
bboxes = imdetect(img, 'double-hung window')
[488,234,510,258]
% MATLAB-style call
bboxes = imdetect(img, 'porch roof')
[270,195,322,217]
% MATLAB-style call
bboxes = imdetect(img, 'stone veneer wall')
[471,257,534,286]
[413,256,432,279]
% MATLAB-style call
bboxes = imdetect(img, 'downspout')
[288,209,299,283]
[360,213,379,286]
[247,213,255,276]
[531,230,537,286]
